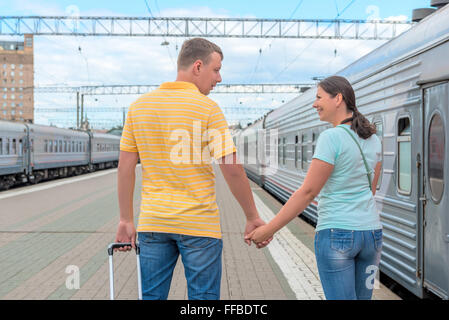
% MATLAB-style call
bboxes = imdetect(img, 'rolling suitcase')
[107,242,143,300]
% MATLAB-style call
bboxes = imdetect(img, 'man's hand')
[246,224,275,247]
[244,217,272,249]
[115,220,136,252]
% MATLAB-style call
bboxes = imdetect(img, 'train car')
[89,132,120,170]
[27,124,90,183]
[240,3,449,299]
[1,120,121,190]
[237,118,266,186]
[0,120,28,190]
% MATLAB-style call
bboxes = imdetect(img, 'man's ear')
[192,60,202,76]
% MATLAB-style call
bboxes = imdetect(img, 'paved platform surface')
[0,165,400,300]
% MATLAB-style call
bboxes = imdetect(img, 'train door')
[29,129,35,173]
[23,127,29,174]
[422,82,449,299]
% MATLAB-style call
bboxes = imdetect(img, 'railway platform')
[0,165,400,300]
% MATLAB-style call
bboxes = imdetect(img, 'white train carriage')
[0,120,28,189]
[28,124,90,182]
[240,3,449,299]
[89,132,120,170]
[236,118,266,186]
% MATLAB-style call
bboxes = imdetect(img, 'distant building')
[0,34,34,123]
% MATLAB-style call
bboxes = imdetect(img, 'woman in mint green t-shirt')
[247,76,383,300]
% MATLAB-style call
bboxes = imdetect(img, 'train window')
[54,140,57,153]
[295,135,299,168]
[397,117,411,195]
[282,137,286,165]
[301,134,309,171]
[312,132,317,155]
[48,140,52,153]
[6,138,10,155]
[44,140,48,153]
[428,113,445,203]
[19,139,22,156]
[255,133,258,165]
[71,141,75,152]
[12,139,16,155]
[278,138,281,165]
[0,138,2,155]
[374,119,384,190]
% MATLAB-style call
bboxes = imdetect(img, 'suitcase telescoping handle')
[107,242,143,300]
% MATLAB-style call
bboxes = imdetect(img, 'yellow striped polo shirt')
[120,81,236,239]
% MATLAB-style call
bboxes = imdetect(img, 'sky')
[0,0,432,128]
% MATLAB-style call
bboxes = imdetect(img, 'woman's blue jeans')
[314,228,382,300]
[138,232,223,300]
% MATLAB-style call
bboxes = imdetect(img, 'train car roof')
[266,4,449,125]
[0,120,27,134]
[338,4,449,83]
[91,132,121,140]
[240,116,265,134]
[26,123,89,138]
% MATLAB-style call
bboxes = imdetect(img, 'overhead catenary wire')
[248,0,306,84]
[272,0,357,81]
[144,0,177,72]
[242,0,307,127]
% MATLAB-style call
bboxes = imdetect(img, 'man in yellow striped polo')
[115,38,269,300]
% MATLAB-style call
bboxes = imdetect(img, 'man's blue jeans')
[314,228,382,300]
[138,232,223,300]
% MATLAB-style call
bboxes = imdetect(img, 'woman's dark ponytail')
[319,76,376,139]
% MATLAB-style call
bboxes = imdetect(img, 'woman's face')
[313,86,339,123]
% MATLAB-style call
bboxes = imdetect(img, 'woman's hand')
[246,224,275,246]
[244,216,272,248]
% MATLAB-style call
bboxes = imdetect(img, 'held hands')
[244,217,274,249]
[245,224,275,247]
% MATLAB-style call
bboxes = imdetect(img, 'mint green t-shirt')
[312,124,382,232]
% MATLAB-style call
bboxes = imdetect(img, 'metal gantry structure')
[35,106,273,114]
[2,15,414,128]
[33,83,313,95]
[33,84,311,128]
[0,16,413,40]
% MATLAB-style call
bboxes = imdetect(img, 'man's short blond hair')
[177,38,223,71]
